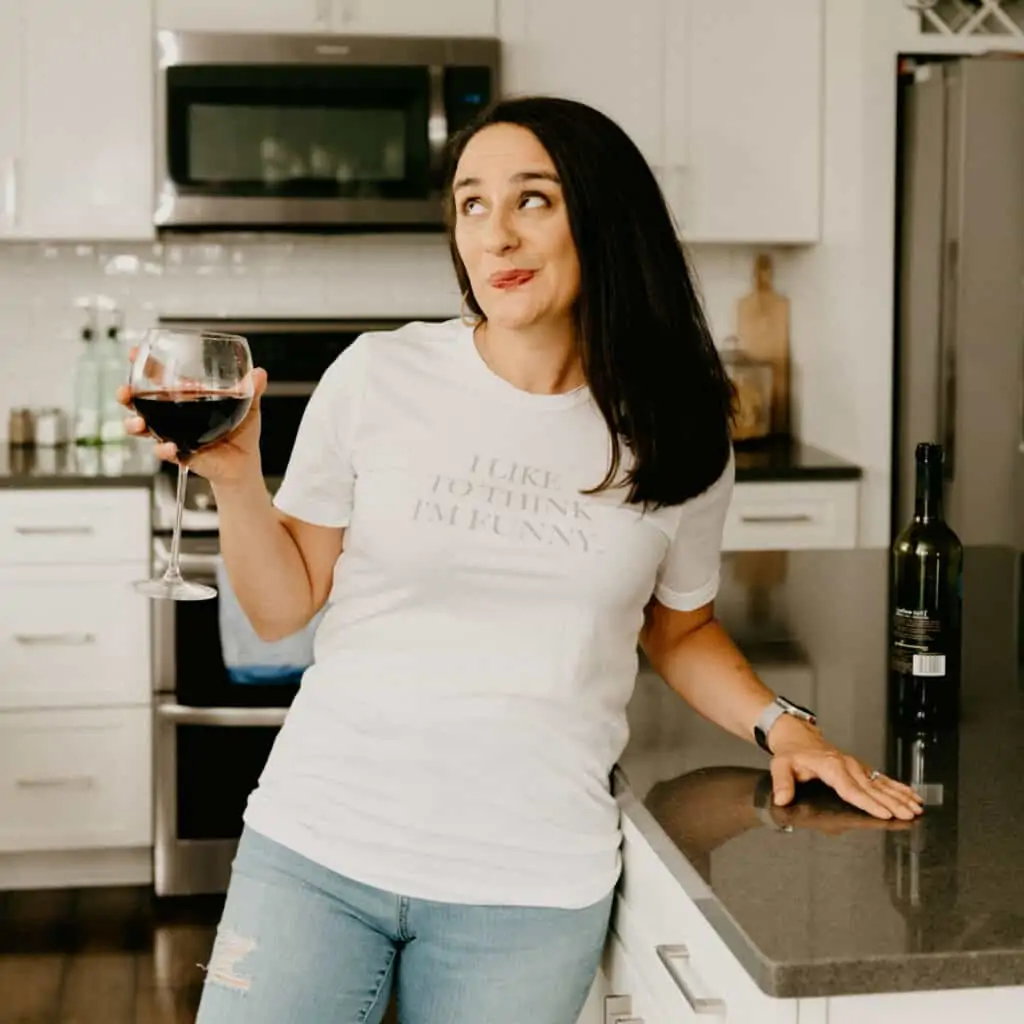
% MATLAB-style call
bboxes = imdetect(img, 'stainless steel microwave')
[155,31,500,232]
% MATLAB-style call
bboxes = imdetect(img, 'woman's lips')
[489,269,536,289]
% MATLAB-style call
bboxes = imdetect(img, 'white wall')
[786,0,899,547]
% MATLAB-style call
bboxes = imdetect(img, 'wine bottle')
[890,443,964,726]
[73,312,102,446]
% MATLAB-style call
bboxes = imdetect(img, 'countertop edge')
[0,476,157,489]
[613,767,1024,1001]
[734,466,863,483]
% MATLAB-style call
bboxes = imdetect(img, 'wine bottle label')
[911,653,946,677]
[892,607,948,677]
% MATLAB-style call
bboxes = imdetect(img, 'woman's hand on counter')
[768,716,923,821]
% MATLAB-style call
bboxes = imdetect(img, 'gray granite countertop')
[618,546,1024,998]
[733,436,862,482]
[0,441,159,488]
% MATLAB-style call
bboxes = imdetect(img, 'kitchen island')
[605,545,1024,1022]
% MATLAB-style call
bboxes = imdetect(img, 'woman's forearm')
[645,618,822,753]
[211,470,316,641]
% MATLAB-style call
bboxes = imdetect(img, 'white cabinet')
[0,565,150,711]
[828,988,1024,1024]
[0,707,151,853]
[157,0,329,33]
[332,0,497,36]
[670,0,823,243]
[499,0,664,166]
[723,480,859,551]
[0,488,152,862]
[0,1,21,238]
[159,0,497,36]
[6,0,154,241]
[499,0,823,244]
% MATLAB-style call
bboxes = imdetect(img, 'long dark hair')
[445,96,735,510]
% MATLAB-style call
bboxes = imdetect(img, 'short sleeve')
[653,449,735,611]
[272,336,371,528]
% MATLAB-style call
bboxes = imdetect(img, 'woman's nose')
[482,208,519,254]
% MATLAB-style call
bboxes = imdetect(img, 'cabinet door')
[499,0,664,166]
[333,0,496,35]
[157,0,328,32]
[829,987,1024,1024]
[0,707,151,852]
[0,2,21,238]
[19,0,153,240]
[671,0,823,243]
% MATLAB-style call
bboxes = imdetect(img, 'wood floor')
[0,886,219,1023]
[0,886,401,1023]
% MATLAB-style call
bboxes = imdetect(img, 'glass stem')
[164,461,189,583]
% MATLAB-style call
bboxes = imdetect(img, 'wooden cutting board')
[737,253,790,436]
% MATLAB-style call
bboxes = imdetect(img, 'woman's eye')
[461,197,485,215]
[520,192,549,209]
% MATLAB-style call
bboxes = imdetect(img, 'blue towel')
[216,558,325,685]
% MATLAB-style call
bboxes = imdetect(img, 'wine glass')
[129,328,253,601]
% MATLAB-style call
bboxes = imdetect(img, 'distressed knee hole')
[200,927,258,993]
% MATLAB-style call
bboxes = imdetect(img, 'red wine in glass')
[131,390,250,456]
[129,328,253,602]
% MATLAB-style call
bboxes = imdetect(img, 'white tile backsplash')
[0,234,789,437]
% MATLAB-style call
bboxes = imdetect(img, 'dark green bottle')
[890,443,963,726]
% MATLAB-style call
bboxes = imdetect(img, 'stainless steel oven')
[155,31,500,231]
[152,318,408,896]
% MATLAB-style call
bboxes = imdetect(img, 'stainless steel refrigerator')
[895,55,1024,550]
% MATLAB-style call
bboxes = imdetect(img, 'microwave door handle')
[427,64,448,183]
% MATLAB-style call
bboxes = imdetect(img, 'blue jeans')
[195,827,614,1024]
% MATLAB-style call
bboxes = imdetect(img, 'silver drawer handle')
[655,945,726,1015]
[157,703,289,727]
[16,775,95,790]
[604,995,642,1024]
[14,525,95,536]
[14,632,97,646]
[739,513,814,524]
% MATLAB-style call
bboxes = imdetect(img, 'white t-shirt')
[243,318,734,909]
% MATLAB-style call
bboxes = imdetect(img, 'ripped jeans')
[195,827,614,1024]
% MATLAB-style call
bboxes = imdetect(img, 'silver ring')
[868,769,882,782]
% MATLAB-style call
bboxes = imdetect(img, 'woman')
[122,97,922,1024]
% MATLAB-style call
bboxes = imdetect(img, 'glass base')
[133,576,217,601]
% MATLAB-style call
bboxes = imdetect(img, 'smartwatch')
[754,695,817,755]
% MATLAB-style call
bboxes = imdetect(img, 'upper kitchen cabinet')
[7,0,153,241]
[0,2,21,239]
[668,0,824,243]
[158,0,497,36]
[500,0,823,245]
[157,0,330,33]
[331,0,497,36]
[499,0,664,167]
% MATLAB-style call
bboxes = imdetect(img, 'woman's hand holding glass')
[119,328,265,601]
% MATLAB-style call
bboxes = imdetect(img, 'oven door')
[154,697,286,896]
[155,32,496,229]
[152,534,301,896]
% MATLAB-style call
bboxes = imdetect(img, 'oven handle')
[156,702,289,727]
[153,536,220,578]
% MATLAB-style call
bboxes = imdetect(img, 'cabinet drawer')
[0,565,150,710]
[0,488,149,565]
[603,926,668,1024]
[0,707,151,852]
[617,812,797,1023]
[723,481,858,551]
